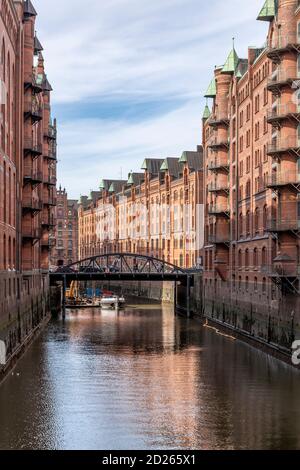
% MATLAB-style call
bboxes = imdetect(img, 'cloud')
[33,0,268,198]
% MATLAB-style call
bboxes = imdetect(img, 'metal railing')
[266,173,300,187]
[261,264,300,278]
[208,182,229,192]
[208,235,230,244]
[207,113,230,126]
[22,198,43,211]
[267,103,300,121]
[23,167,43,183]
[208,205,230,215]
[267,66,298,87]
[269,33,300,50]
[207,137,230,148]
[22,227,41,239]
[44,125,56,139]
[24,138,43,155]
[267,136,300,153]
[44,175,57,186]
[266,218,300,232]
[208,159,230,171]
[24,102,43,120]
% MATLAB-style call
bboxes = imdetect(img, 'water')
[0,302,299,450]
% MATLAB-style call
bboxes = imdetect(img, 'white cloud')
[32,0,269,198]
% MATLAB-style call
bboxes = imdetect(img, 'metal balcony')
[266,174,300,191]
[22,198,43,212]
[41,215,56,227]
[267,67,298,93]
[41,237,56,248]
[44,196,57,206]
[207,138,230,150]
[208,205,230,218]
[266,219,300,237]
[267,103,300,125]
[262,264,300,295]
[267,136,300,157]
[24,138,43,157]
[207,114,230,127]
[208,159,230,172]
[267,33,300,62]
[208,182,230,193]
[24,168,43,186]
[46,149,57,161]
[24,103,43,123]
[24,74,43,94]
[44,125,56,140]
[44,175,57,186]
[22,227,41,240]
[208,235,230,246]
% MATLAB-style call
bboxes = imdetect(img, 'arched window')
[246,210,251,235]
[255,207,260,233]
[262,246,267,267]
[253,247,258,267]
[245,249,249,267]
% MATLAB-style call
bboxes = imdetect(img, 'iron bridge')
[50,253,197,284]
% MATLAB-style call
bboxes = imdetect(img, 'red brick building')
[0,0,56,371]
[203,0,300,350]
[50,187,78,268]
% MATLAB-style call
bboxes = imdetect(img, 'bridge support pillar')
[186,275,191,318]
[62,275,66,319]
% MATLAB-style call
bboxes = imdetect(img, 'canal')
[0,302,299,450]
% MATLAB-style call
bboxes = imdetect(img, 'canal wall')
[202,280,300,366]
[0,273,51,383]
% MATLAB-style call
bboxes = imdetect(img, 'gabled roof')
[179,148,203,171]
[127,172,144,186]
[24,0,37,18]
[160,158,182,178]
[108,180,127,194]
[202,104,211,120]
[34,36,43,53]
[43,75,53,92]
[257,0,276,22]
[141,158,164,174]
[222,47,239,74]
[204,78,216,98]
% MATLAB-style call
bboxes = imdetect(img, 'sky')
[34,0,268,199]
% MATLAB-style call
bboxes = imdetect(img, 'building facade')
[0,0,56,372]
[78,147,204,269]
[50,187,78,267]
[202,0,300,350]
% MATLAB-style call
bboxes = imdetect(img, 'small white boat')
[100,295,126,309]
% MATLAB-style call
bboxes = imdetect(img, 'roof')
[141,158,164,173]
[24,0,37,18]
[204,78,216,98]
[34,36,43,53]
[127,172,144,186]
[222,46,239,74]
[43,75,53,92]
[160,158,182,178]
[100,179,126,192]
[179,148,203,171]
[108,180,127,194]
[257,0,276,22]
[202,105,211,120]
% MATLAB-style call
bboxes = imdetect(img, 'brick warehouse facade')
[203,0,300,352]
[0,0,56,374]
[50,187,78,268]
[78,147,203,270]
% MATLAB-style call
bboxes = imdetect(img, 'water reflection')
[0,303,299,450]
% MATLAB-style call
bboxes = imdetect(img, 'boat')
[100,295,126,309]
